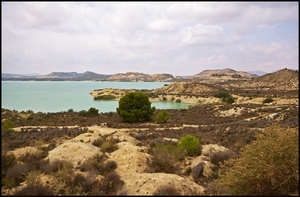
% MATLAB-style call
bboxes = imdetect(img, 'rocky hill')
[191,68,257,80]
[106,72,182,82]
[236,68,299,90]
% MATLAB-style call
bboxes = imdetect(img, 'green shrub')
[116,92,155,123]
[214,91,230,98]
[175,99,181,103]
[2,119,14,133]
[223,96,235,104]
[177,135,201,156]
[78,110,87,116]
[262,97,274,103]
[87,107,99,116]
[215,124,299,196]
[156,110,169,124]
[214,91,235,104]
[67,108,74,113]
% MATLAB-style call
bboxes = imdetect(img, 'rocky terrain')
[1,68,299,196]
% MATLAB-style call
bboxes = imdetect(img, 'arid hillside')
[190,68,257,80]
[228,68,299,91]
[153,81,222,95]
[1,67,299,196]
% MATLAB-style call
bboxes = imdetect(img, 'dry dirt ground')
[5,125,232,195]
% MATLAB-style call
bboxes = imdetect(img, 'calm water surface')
[2,81,192,113]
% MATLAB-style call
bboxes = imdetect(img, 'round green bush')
[156,110,169,124]
[177,135,201,156]
[116,92,155,123]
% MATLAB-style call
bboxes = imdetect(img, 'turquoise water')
[1,81,191,113]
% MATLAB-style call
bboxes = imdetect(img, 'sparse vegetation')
[148,142,186,174]
[215,124,299,196]
[1,68,299,195]
[94,94,117,100]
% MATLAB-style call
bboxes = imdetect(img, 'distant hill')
[36,71,111,81]
[107,72,182,82]
[2,71,182,82]
[239,68,299,90]
[190,68,257,80]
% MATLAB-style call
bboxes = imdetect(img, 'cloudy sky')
[2,2,298,76]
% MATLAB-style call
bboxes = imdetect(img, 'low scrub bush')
[2,162,29,189]
[262,97,274,103]
[2,119,14,133]
[215,124,299,196]
[12,183,53,196]
[79,154,116,176]
[214,91,235,104]
[177,135,201,156]
[25,170,42,185]
[91,137,105,148]
[100,171,125,195]
[156,110,169,124]
[153,185,181,195]
[1,152,16,180]
[18,150,48,171]
[210,150,238,167]
[100,138,119,153]
[214,91,230,98]
[148,142,185,174]
[87,107,99,116]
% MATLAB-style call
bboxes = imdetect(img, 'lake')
[1,81,192,113]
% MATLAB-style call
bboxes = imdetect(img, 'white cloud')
[179,23,226,46]
[1,2,298,75]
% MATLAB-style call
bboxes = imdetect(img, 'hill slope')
[191,68,257,80]
[238,68,299,90]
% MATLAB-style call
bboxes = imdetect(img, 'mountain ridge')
[1,68,287,82]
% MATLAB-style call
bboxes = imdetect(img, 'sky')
[1,1,299,76]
